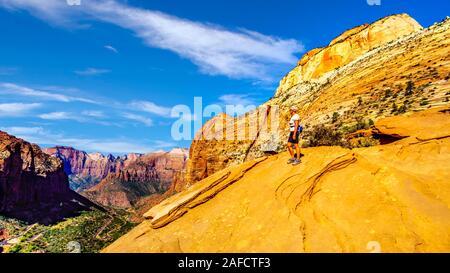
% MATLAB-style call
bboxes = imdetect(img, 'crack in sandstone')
[275,153,359,215]
[145,157,267,229]
[275,172,308,200]
[415,135,450,142]
[295,153,358,210]
[243,105,271,162]
[299,222,307,252]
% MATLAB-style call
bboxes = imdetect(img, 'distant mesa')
[43,146,189,212]
[82,148,189,210]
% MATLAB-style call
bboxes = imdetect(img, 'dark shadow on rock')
[373,133,407,145]
[0,190,106,225]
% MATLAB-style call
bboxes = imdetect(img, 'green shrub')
[358,97,363,105]
[8,244,22,253]
[356,118,369,130]
[397,105,407,114]
[405,81,415,96]
[349,137,380,148]
[331,112,340,124]
[391,103,398,113]
[341,124,358,134]
[304,125,345,147]
[384,89,393,98]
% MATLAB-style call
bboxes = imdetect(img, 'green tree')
[398,105,407,114]
[391,102,398,113]
[332,112,340,124]
[405,81,415,96]
[384,89,393,98]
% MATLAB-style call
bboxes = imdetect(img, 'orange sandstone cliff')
[275,13,422,96]
[103,107,450,252]
[102,14,450,253]
[182,14,449,187]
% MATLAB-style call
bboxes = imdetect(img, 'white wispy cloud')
[217,94,260,116]
[75,67,111,76]
[104,44,118,53]
[129,100,172,117]
[38,111,80,121]
[0,0,303,82]
[0,126,159,154]
[0,0,78,26]
[87,1,303,81]
[218,93,259,106]
[153,140,176,149]
[62,138,156,154]
[38,111,119,127]
[0,126,44,135]
[122,112,153,127]
[82,110,105,118]
[0,102,41,116]
[1,81,177,125]
[0,82,96,103]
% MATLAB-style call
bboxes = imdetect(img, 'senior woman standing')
[287,106,302,165]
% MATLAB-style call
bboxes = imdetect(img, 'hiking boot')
[292,159,301,166]
[287,158,295,164]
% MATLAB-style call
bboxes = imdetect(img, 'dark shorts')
[288,131,300,144]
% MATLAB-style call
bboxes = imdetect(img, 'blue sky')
[0,0,449,155]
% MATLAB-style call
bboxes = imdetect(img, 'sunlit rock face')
[103,107,450,253]
[102,14,450,253]
[183,14,449,188]
[275,14,422,96]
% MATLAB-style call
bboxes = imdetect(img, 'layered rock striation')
[183,14,450,186]
[82,149,189,208]
[43,146,129,191]
[275,13,422,96]
[103,107,450,253]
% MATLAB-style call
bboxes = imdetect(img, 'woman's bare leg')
[295,144,301,160]
[287,142,294,157]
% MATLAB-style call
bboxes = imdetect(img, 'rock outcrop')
[103,107,450,253]
[82,149,188,208]
[43,146,128,191]
[275,14,422,96]
[43,146,189,202]
[0,132,70,212]
[183,14,450,186]
[0,132,100,224]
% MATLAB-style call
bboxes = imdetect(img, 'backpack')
[297,124,303,134]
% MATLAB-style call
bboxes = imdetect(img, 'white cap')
[290,105,298,112]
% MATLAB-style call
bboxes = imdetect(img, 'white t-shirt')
[289,114,300,132]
